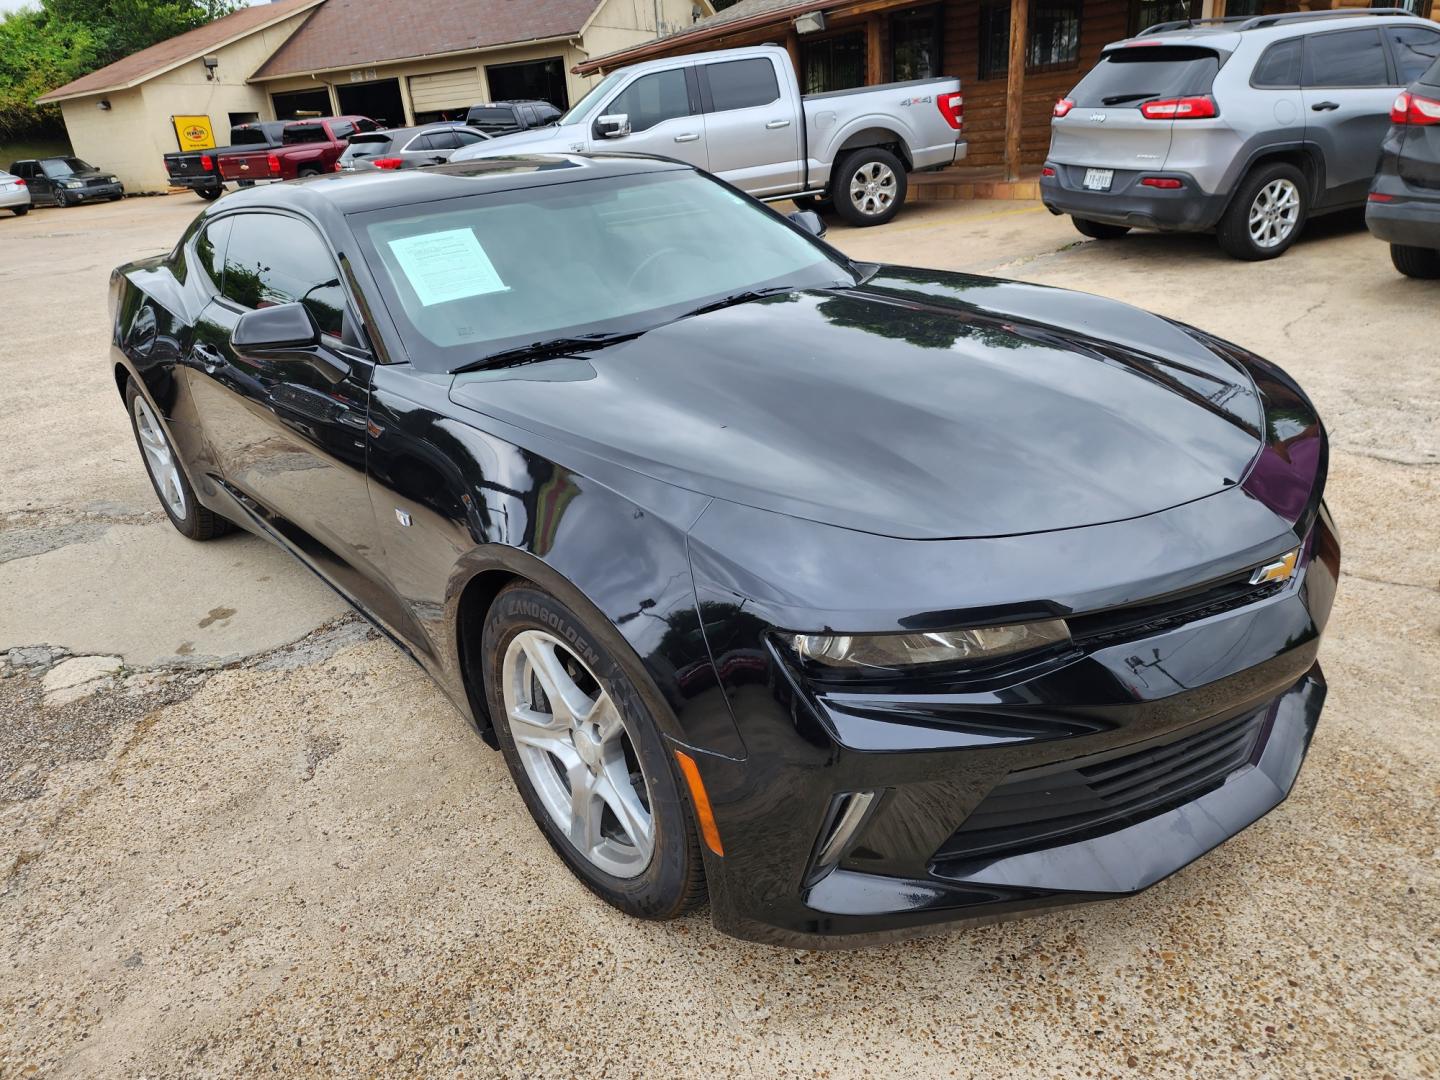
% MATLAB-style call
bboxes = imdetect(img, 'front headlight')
[788,620,1070,670]
[63,180,82,188]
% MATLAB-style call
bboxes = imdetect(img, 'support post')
[786,29,802,80]
[1004,0,1029,181]
[867,14,883,84]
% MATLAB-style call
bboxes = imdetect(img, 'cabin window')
[801,30,867,93]
[891,7,944,82]
[979,0,1082,80]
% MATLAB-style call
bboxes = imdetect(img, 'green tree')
[0,0,237,143]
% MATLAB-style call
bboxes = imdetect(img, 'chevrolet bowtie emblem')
[1250,549,1299,585]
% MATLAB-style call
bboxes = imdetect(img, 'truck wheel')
[834,148,907,227]
[297,167,321,179]
[196,185,222,201]
[1217,162,1307,261]
[238,180,255,188]
[1073,217,1130,240]
[1390,243,1440,279]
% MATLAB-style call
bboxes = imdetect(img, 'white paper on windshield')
[387,228,508,306]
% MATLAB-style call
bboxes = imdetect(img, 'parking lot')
[1,192,1436,1078]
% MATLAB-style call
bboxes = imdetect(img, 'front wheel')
[1218,163,1307,260]
[13,206,27,216]
[1072,217,1131,240]
[482,583,706,920]
[1390,243,1440,279]
[54,189,70,208]
[124,379,232,541]
[833,147,908,227]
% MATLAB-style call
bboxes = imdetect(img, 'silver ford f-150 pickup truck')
[450,45,966,226]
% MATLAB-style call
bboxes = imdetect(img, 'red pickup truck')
[219,116,377,183]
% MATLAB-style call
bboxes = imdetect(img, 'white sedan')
[0,170,31,217]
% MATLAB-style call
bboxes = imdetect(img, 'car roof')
[207,153,691,216]
[1113,9,1435,51]
[356,122,477,139]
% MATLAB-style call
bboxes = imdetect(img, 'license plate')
[1083,168,1114,192]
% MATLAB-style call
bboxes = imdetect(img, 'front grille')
[935,708,1269,861]
[1068,568,1286,650]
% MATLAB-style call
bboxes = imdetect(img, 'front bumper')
[63,182,124,201]
[1041,164,1228,232]
[1366,175,1440,249]
[682,503,1339,947]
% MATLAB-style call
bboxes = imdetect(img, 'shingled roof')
[251,0,604,81]
[36,0,326,104]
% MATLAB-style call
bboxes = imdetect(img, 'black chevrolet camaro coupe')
[109,155,1337,946]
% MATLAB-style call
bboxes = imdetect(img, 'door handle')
[1311,101,1340,111]
[191,343,224,374]
[765,119,791,129]
[673,133,700,143]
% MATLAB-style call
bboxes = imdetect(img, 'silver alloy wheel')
[502,630,655,878]
[849,160,897,217]
[1248,178,1300,249]
[132,394,187,519]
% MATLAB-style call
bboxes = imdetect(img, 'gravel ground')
[0,193,1435,1079]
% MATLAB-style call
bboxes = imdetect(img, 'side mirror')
[232,302,319,352]
[787,209,826,238]
[595,113,631,139]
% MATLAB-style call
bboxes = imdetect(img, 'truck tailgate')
[802,77,964,173]
[219,150,273,181]
[164,152,209,180]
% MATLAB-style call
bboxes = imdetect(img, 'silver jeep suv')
[1040,8,1440,259]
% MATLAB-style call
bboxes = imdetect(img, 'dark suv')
[1367,54,1440,278]
[463,99,561,136]
[8,157,124,207]
[1041,9,1440,259]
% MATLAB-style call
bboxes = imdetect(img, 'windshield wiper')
[451,330,642,374]
[674,283,844,322]
[1102,92,1159,105]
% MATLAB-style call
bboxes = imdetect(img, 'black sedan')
[109,155,1337,946]
[1368,56,1440,279]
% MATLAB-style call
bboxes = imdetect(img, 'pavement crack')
[1338,569,1439,594]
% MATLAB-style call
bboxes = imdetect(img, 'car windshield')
[557,72,624,126]
[1070,46,1221,107]
[41,158,93,177]
[351,168,856,372]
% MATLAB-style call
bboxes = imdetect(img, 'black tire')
[12,206,27,216]
[1218,162,1308,261]
[1072,217,1131,240]
[196,185,222,201]
[481,582,706,920]
[54,189,69,208]
[297,167,321,179]
[832,147,908,227]
[124,378,232,541]
[109,194,123,202]
[238,180,255,188]
[1390,243,1440,279]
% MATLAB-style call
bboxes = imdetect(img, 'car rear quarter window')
[454,129,487,144]
[1304,28,1388,88]
[1069,46,1221,107]
[1251,38,1302,89]
[1386,26,1440,85]
[221,213,346,338]
[704,58,782,111]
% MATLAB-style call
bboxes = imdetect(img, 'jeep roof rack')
[1136,7,1416,37]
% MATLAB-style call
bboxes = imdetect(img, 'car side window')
[427,129,462,150]
[1304,28,1389,88]
[1386,26,1440,85]
[1252,38,1302,89]
[189,217,232,295]
[606,68,692,132]
[406,133,437,152]
[330,121,354,140]
[454,129,486,145]
[704,58,781,111]
[355,118,380,133]
[221,213,347,339]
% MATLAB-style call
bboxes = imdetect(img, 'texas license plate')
[1083,168,1114,191]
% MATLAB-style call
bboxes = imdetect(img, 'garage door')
[409,68,483,113]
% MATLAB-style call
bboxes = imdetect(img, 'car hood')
[452,126,570,159]
[447,268,1266,540]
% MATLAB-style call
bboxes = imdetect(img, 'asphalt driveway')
[1,192,1435,1079]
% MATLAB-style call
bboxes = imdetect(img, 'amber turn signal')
[674,749,724,857]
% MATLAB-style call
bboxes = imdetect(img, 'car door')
[184,209,393,618]
[1302,27,1399,205]
[696,55,801,196]
[20,162,52,203]
[587,65,709,171]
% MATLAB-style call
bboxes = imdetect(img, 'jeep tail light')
[1041,165,1056,177]
[937,92,964,130]
[200,154,213,171]
[372,157,404,170]
[1140,177,1183,189]
[1391,91,1440,126]
[266,153,280,174]
[1054,98,1076,118]
[1140,95,1218,120]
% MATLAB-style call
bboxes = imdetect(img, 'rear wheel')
[833,147,908,227]
[1072,217,1131,240]
[12,206,27,216]
[1218,163,1307,260]
[124,379,232,541]
[297,167,321,179]
[1390,243,1440,279]
[482,583,706,919]
[196,185,222,201]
